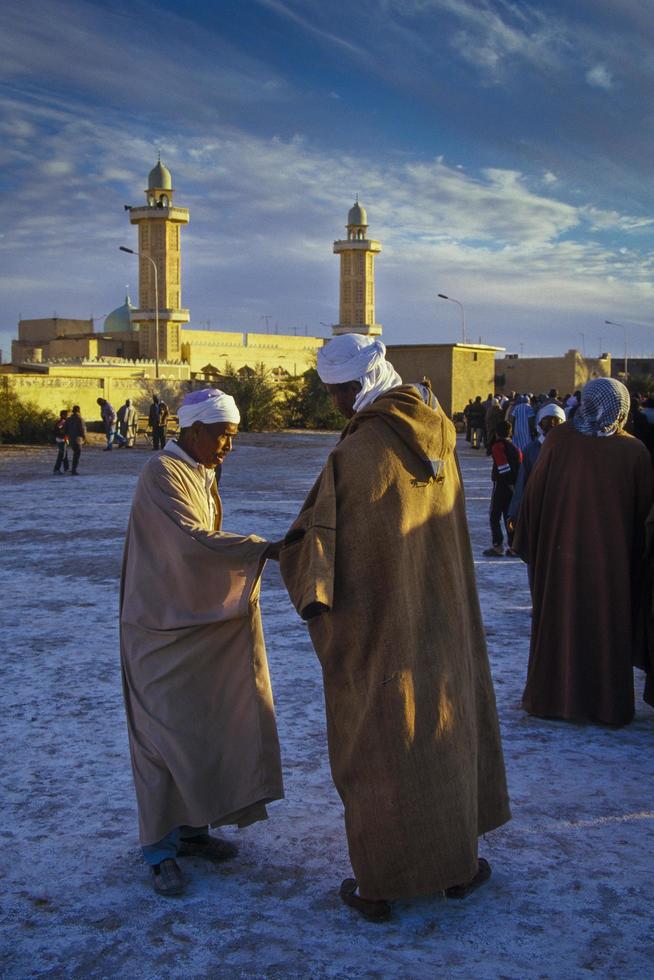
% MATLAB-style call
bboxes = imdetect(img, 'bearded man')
[120,388,283,896]
[280,335,510,922]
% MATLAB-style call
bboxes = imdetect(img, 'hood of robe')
[343,385,456,481]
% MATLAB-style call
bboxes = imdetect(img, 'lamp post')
[604,320,628,379]
[438,293,467,343]
[120,246,159,379]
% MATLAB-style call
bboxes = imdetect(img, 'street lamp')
[438,293,467,343]
[604,320,628,379]
[120,246,159,379]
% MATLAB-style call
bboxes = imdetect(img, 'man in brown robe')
[280,335,510,921]
[120,388,283,896]
[513,377,653,726]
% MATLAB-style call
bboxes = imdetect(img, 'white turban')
[317,335,402,413]
[536,403,566,425]
[178,388,240,428]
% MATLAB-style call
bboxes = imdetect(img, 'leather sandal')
[339,878,391,922]
[177,833,238,862]
[445,858,491,899]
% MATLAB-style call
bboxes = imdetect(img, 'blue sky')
[1,0,652,361]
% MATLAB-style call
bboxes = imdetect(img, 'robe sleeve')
[150,460,269,567]
[280,455,336,620]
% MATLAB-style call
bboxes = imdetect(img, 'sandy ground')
[1,433,652,980]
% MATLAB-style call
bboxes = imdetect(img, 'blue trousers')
[142,825,208,866]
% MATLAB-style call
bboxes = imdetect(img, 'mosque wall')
[180,329,324,376]
[18,318,94,343]
[2,363,191,418]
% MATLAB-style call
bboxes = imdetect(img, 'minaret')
[332,200,382,336]
[128,158,190,361]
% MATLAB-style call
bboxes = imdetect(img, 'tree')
[220,362,285,431]
[286,367,345,430]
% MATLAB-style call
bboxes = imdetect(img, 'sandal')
[339,878,391,922]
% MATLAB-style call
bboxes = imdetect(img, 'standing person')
[483,420,522,557]
[507,403,566,532]
[484,397,503,454]
[64,405,86,476]
[148,394,169,450]
[508,395,535,453]
[513,378,653,726]
[120,388,284,897]
[53,409,70,474]
[463,399,473,442]
[117,398,138,448]
[280,335,510,922]
[97,397,126,450]
[468,395,486,449]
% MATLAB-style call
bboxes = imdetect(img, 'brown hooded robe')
[280,387,510,901]
[120,449,283,846]
[513,423,653,726]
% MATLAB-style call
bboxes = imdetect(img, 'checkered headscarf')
[573,378,630,437]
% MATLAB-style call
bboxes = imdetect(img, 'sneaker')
[177,833,238,863]
[152,858,186,897]
[482,545,504,557]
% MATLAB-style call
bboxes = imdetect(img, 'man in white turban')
[120,388,284,896]
[280,336,510,921]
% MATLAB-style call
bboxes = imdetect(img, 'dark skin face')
[325,381,362,419]
[177,421,238,468]
[540,416,563,436]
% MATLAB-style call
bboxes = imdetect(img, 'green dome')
[104,295,136,333]
[148,159,172,190]
[348,200,367,226]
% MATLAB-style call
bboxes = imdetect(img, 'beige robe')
[120,449,283,846]
[280,387,510,901]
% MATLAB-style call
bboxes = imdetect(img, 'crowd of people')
[50,394,169,474]
[116,337,653,923]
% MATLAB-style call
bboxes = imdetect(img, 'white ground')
[1,433,653,980]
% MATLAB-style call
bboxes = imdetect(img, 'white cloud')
[586,64,613,89]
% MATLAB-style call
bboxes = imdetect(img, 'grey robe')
[120,449,283,845]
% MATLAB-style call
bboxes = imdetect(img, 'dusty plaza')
[1,432,653,980]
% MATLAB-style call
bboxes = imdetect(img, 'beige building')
[332,201,382,336]
[496,349,611,395]
[387,343,503,417]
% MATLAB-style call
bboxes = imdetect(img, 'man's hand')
[264,539,285,561]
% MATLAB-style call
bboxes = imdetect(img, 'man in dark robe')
[514,378,653,726]
[280,334,510,922]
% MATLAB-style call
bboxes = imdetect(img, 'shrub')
[0,378,57,444]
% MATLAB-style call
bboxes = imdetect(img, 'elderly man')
[120,388,283,896]
[280,335,510,922]
[116,398,138,447]
[514,378,653,726]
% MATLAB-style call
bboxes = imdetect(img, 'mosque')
[3,158,609,417]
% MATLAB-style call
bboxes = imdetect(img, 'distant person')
[513,378,653,726]
[468,396,486,449]
[508,395,535,453]
[64,405,87,476]
[484,397,504,453]
[120,388,284,896]
[483,419,522,557]
[117,398,138,448]
[508,403,566,531]
[280,335,510,922]
[53,409,70,474]
[97,397,126,451]
[463,399,473,442]
[148,394,169,450]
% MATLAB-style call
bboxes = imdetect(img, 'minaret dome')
[148,158,172,191]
